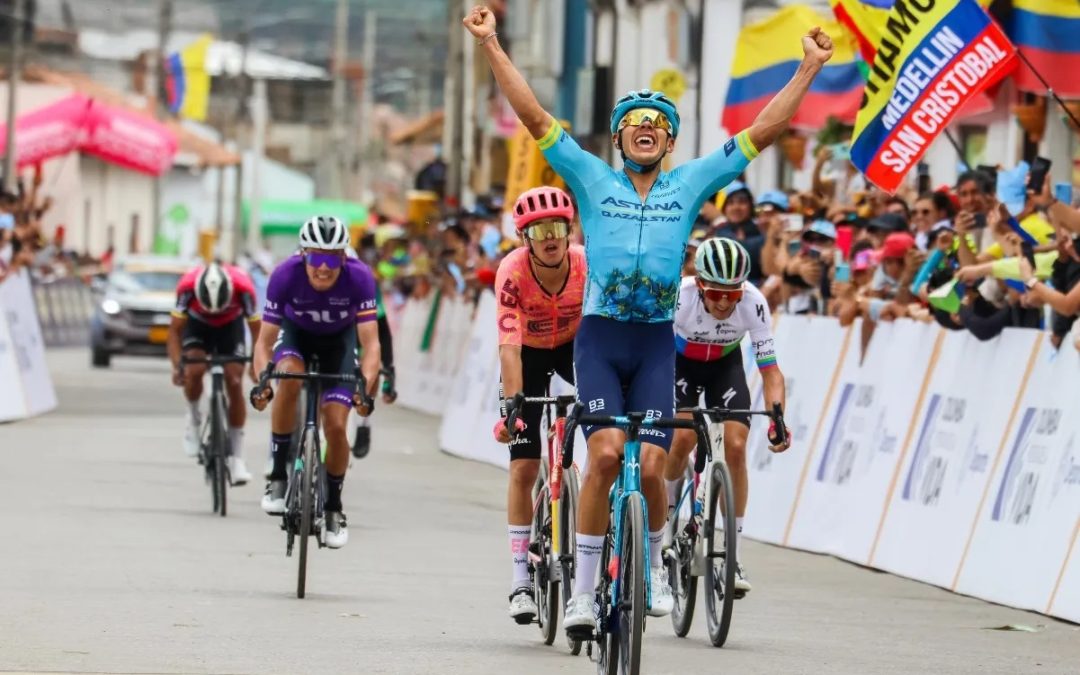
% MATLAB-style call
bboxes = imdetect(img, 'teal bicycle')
[561,408,711,675]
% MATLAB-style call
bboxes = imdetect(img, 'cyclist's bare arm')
[499,345,524,399]
[166,314,186,372]
[762,366,786,416]
[747,27,834,152]
[465,5,552,139]
[357,322,381,398]
[253,323,280,378]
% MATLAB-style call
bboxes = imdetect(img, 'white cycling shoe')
[564,592,597,635]
[509,588,538,625]
[325,511,349,549]
[183,414,200,458]
[261,480,287,515]
[734,563,752,595]
[648,566,674,617]
[228,457,252,485]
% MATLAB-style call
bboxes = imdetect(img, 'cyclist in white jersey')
[665,238,791,592]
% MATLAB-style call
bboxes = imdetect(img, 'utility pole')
[150,0,172,252]
[329,0,349,199]
[443,0,466,204]
[355,8,376,203]
[3,0,25,193]
[230,31,250,262]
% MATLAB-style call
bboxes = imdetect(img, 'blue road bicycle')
[562,408,711,675]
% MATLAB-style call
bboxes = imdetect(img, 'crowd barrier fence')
[391,289,1079,624]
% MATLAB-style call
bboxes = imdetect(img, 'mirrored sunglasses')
[617,109,672,132]
[697,280,743,303]
[304,252,344,269]
[524,220,569,240]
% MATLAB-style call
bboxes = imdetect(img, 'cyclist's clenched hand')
[250,385,272,411]
[353,392,374,417]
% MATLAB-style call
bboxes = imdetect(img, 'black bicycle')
[505,393,581,653]
[252,357,372,598]
[666,403,787,647]
[179,353,250,517]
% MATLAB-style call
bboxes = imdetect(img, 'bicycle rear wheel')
[613,494,645,675]
[532,484,558,643]
[668,480,697,637]
[704,461,737,647]
[297,426,316,599]
[561,467,582,656]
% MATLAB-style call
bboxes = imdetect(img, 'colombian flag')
[164,34,213,122]
[1007,0,1080,98]
[721,5,865,133]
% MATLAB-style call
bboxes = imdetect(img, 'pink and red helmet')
[512,186,575,233]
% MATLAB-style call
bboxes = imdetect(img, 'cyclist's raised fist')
[462,6,496,39]
[802,27,834,67]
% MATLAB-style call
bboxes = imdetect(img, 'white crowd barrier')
[392,290,1079,623]
[0,270,59,422]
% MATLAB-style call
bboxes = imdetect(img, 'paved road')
[1,350,1077,675]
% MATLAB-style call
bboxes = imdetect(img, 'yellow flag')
[179,34,213,122]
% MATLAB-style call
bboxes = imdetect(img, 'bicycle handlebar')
[249,363,373,411]
[180,354,251,367]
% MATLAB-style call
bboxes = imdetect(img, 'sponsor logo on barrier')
[991,408,1068,524]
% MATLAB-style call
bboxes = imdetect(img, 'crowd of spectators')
[380,143,1080,356]
[0,165,100,285]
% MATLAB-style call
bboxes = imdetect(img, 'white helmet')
[299,215,350,250]
[195,263,233,314]
[695,237,751,285]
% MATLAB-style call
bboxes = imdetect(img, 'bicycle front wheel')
[532,484,558,643]
[615,494,646,675]
[214,394,228,517]
[208,397,226,516]
[297,426,316,599]
[704,461,737,647]
[668,479,697,637]
[561,467,582,656]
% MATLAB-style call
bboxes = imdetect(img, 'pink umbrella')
[0,93,92,169]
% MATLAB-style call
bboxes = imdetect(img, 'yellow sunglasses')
[617,109,672,132]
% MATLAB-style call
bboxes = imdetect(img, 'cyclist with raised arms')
[464,4,834,634]
[250,216,381,549]
[493,186,586,624]
[666,238,791,594]
[168,262,261,483]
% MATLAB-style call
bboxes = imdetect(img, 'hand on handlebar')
[249,364,274,411]
[353,390,375,417]
[493,416,526,443]
[768,420,791,452]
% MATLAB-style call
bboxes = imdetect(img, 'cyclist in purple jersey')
[251,216,381,549]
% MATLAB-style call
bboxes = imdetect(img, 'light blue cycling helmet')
[610,89,681,138]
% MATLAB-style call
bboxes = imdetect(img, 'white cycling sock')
[228,427,244,458]
[735,517,744,552]
[649,529,664,568]
[187,398,201,422]
[573,534,605,597]
[508,525,531,592]
[665,478,681,509]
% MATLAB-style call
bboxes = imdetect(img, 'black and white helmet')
[195,263,233,314]
[695,237,751,285]
[299,215,349,250]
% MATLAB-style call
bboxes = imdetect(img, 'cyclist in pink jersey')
[493,186,586,624]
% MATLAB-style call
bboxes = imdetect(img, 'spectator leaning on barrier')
[911,191,956,250]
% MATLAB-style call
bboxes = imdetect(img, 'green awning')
[242,199,369,237]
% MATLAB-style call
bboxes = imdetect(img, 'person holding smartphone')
[953,170,994,266]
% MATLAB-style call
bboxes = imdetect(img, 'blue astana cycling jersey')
[538,119,758,323]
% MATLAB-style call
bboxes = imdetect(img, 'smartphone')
[835,262,851,283]
[1054,182,1073,205]
[917,163,931,194]
[787,239,802,256]
[976,164,999,192]
[830,143,851,162]
[973,213,987,229]
[807,247,822,261]
[782,214,804,232]
[1028,156,1052,193]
